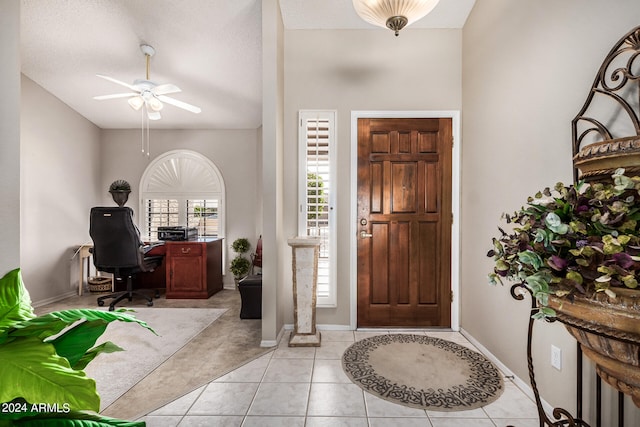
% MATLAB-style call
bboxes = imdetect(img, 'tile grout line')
[241,350,274,424]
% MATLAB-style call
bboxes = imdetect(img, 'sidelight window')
[299,110,337,307]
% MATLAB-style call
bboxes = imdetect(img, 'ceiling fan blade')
[94,93,138,100]
[153,83,181,96]
[96,74,140,91]
[156,95,202,114]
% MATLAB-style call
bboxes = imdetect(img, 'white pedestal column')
[287,237,322,347]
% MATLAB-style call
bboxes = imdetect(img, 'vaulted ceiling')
[20,0,475,130]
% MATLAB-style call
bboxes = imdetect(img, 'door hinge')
[451,213,454,225]
[451,136,454,148]
[451,290,454,303]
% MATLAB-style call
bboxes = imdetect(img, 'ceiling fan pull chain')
[146,111,150,157]
[141,107,145,155]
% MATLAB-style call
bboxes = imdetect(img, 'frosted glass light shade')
[352,0,440,36]
[128,96,144,111]
[148,96,163,112]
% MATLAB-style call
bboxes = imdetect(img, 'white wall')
[99,128,260,288]
[462,0,640,423]
[0,2,21,278]
[21,76,102,303]
[283,29,462,326]
[261,0,286,345]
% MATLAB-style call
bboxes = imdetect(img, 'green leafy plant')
[230,256,252,279]
[230,238,251,279]
[0,268,153,426]
[307,172,326,221]
[231,238,250,254]
[487,169,640,319]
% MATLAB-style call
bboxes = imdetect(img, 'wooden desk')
[129,238,224,299]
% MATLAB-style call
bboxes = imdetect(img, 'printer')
[157,226,198,241]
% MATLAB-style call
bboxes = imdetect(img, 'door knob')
[360,230,373,239]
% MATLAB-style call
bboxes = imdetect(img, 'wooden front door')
[357,118,452,327]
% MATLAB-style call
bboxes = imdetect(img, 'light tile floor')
[141,330,540,427]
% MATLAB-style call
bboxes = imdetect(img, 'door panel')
[357,118,452,328]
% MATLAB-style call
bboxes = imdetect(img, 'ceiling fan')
[93,44,201,120]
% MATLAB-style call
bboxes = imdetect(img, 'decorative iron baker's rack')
[514,25,640,427]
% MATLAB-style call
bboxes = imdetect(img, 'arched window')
[139,150,225,242]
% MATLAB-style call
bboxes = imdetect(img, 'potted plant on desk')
[230,238,251,288]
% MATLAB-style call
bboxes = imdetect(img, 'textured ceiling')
[20,0,475,130]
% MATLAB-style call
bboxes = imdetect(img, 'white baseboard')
[318,324,361,331]
[460,327,553,416]
[283,323,355,331]
[32,290,79,308]
[260,325,286,348]
[263,323,352,346]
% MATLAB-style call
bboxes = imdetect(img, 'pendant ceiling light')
[352,0,441,36]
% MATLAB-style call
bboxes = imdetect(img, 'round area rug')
[342,334,504,411]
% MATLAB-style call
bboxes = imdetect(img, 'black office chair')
[89,207,164,311]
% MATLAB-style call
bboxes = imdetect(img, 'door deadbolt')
[360,218,368,226]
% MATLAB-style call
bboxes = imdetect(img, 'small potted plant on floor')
[230,238,251,287]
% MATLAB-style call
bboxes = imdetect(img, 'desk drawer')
[169,243,202,257]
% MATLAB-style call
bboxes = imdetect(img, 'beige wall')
[462,0,640,422]
[0,2,21,277]
[20,75,102,303]
[99,128,260,288]
[261,0,286,345]
[283,28,463,326]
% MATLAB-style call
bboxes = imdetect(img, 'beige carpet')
[342,334,504,411]
[84,307,226,411]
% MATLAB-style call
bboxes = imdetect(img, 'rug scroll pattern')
[342,334,504,411]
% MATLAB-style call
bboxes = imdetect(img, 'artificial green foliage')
[488,169,640,319]
[230,238,252,278]
[0,270,36,333]
[1,407,145,426]
[230,256,251,279]
[0,336,100,413]
[0,269,154,426]
[231,238,250,254]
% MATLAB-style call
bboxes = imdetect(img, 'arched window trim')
[139,149,226,245]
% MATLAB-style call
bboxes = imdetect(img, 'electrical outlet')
[551,345,562,370]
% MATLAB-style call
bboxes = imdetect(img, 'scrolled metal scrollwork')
[572,26,640,182]
[510,283,591,427]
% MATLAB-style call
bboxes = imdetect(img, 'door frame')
[350,110,461,330]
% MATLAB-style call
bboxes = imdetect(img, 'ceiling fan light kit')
[93,43,201,121]
[352,0,441,36]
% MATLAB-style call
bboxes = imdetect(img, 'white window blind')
[145,198,219,241]
[299,110,337,307]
